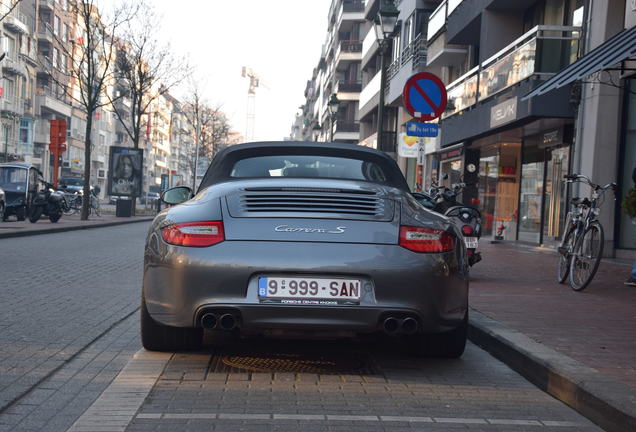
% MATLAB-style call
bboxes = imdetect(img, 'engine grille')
[227,187,392,220]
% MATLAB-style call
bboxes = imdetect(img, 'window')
[230,155,389,184]
[4,79,15,100]
[53,48,59,69]
[63,23,68,42]
[54,16,61,36]
[402,14,413,50]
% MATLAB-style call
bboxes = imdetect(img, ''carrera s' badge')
[275,225,346,234]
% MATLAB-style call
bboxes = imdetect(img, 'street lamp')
[327,93,340,142]
[374,0,399,153]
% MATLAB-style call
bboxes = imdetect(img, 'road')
[0,224,601,431]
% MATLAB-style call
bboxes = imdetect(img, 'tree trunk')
[80,113,94,220]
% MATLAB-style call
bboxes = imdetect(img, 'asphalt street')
[0,224,603,431]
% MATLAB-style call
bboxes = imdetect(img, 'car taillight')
[161,221,225,247]
[462,225,474,236]
[399,226,454,253]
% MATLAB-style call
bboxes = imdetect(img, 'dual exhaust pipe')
[382,316,418,335]
[200,312,239,331]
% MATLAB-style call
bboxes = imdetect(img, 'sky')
[147,0,333,142]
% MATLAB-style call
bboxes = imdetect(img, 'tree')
[109,3,189,211]
[55,0,135,220]
[182,80,232,191]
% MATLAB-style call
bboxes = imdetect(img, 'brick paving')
[0,222,150,413]
[124,337,601,431]
[470,241,636,388]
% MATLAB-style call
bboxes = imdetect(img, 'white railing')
[427,1,447,41]
[447,0,464,15]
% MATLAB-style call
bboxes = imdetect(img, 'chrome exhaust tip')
[219,314,237,331]
[401,317,418,335]
[201,313,218,329]
[383,317,400,334]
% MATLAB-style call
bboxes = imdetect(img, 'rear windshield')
[230,155,388,184]
[61,178,83,186]
[0,167,27,192]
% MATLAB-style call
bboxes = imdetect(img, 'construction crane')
[241,67,268,142]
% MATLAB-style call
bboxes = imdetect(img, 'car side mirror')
[161,186,192,205]
[442,173,449,180]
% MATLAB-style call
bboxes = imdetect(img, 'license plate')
[464,237,478,249]
[258,276,362,301]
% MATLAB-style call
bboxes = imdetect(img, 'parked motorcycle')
[29,181,67,223]
[413,178,482,266]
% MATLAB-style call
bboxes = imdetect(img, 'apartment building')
[300,0,366,143]
[0,1,37,168]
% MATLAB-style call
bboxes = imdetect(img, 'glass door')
[542,146,570,246]
[518,144,544,243]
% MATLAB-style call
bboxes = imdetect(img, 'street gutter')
[0,217,154,239]
[468,309,636,432]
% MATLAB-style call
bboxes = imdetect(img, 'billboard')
[107,146,143,197]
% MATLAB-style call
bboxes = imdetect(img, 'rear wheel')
[49,209,62,223]
[570,223,604,291]
[140,297,202,351]
[29,206,42,223]
[16,207,26,221]
[409,312,468,358]
[0,202,4,222]
[557,227,575,283]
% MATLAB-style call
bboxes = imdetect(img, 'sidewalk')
[469,241,636,431]
[0,212,154,239]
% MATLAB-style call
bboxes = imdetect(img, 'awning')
[523,25,636,99]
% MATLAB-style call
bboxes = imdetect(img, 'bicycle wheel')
[92,197,101,217]
[569,222,604,291]
[557,227,575,284]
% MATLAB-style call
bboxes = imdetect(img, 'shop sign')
[490,97,517,128]
[398,133,420,158]
[542,129,561,147]
[439,147,464,161]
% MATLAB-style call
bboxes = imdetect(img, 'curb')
[468,309,636,432]
[0,217,154,239]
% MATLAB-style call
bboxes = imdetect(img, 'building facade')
[293,0,636,258]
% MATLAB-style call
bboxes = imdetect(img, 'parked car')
[0,163,40,221]
[0,187,5,222]
[141,142,469,357]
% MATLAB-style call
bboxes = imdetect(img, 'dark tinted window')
[230,155,388,184]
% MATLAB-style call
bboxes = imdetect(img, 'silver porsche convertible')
[142,142,469,357]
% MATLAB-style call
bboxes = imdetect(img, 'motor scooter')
[413,177,482,266]
[29,180,66,223]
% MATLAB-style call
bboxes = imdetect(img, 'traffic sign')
[402,72,447,121]
[406,121,439,137]
[417,142,425,165]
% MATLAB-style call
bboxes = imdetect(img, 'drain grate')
[208,351,380,375]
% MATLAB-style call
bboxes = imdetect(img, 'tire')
[140,297,202,351]
[16,207,26,221]
[29,206,42,223]
[409,312,468,358]
[557,227,576,284]
[0,203,4,222]
[569,223,604,291]
[49,209,62,223]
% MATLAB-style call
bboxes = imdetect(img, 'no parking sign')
[402,72,447,122]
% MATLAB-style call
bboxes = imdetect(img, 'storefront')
[468,121,573,246]
[619,78,636,250]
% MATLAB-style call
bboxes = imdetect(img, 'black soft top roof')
[197,141,410,192]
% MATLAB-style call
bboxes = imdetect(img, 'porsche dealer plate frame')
[258,276,362,305]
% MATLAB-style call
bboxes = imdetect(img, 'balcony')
[336,0,365,29]
[1,55,24,76]
[4,12,29,34]
[39,0,55,10]
[427,1,447,42]
[35,86,72,117]
[359,70,381,114]
[335,80,362,95]
[334,40,363,69]
[443,25,581,118]
[37,27,54,44]
[0,98,24,116]
[361,26,379,68]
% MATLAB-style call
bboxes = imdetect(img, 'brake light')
[399,226,455,253]
[161,221,225,247]
[462,225,474,236]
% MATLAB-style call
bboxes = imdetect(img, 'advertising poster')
[107,146,143,197]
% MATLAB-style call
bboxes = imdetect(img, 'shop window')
[619,80,636,249]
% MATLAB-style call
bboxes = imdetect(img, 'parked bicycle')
[557,174,616,291]
[61,189,101,217]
